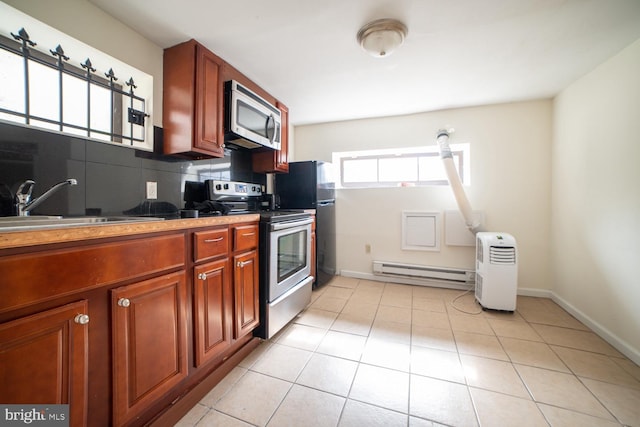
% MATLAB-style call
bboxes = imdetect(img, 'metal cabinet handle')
[241,232,255,237]
[204,237,224,243]
[74,314,90,325]
[117,298,131,308]
[236,260,250,268]
[198,272,207,280]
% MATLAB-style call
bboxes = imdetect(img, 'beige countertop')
[0,214,260,250]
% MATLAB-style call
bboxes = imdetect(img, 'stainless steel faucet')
[15,178,78,216]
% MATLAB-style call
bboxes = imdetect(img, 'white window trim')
[332,143,471,189]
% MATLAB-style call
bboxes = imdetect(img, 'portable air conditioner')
[475,232,517,311]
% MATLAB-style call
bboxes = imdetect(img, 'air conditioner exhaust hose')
[436,129,483,233]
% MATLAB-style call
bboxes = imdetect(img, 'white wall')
[3,0,164,126]
[552,38,640,361]
[294,100,552,292]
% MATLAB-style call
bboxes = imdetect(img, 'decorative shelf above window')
[0,3,154,151]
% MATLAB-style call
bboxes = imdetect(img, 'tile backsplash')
[0,122,265,217]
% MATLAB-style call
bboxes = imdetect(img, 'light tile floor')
[177,276,640,427]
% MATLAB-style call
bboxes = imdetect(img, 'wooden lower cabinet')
[0,221,261,426]
[111,271,189,426]
[0,300,89,426]
[194,258,232,366]
[233,249,259,338]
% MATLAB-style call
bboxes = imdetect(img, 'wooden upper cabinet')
[111,271,189,426]
[163,39,225,158]
[277,102,290,171]
[194,45,224,155]
[0,300,89,426]
[164,38,290,164]
[252,101,289,173]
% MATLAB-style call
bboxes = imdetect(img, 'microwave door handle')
[267,114,276,145]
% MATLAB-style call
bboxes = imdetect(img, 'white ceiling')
[89,0,640,126]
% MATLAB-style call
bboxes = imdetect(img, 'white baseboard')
[517,287,553,298]
[338,270,640,365]
[340,270,552,297]
[550,292,640,365]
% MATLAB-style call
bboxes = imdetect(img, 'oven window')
[277,229,308,282]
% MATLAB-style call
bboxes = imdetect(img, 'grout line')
[187,277,640,427]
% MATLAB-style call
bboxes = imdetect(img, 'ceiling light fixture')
[357,18,408,58]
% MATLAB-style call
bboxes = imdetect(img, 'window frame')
[333,144,470,189]
[0,35,129,139]
[0,8,153,151]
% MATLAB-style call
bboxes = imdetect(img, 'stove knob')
[215,184,222,190]
[223,183,229,190]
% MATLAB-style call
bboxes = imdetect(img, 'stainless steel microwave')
[224,80,281,150]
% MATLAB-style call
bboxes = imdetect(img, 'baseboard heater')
[373,261,475,284]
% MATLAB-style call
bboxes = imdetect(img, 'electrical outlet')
[146,181,158,200]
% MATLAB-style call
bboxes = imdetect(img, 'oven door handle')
[271,217,313,230]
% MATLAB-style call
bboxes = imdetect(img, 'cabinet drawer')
[194,228,229,262]
[0,233,185,314]
[233,224,258,252]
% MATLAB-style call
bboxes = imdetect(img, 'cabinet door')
[112,271,188,426]
[194,258,232,367]
[233,250,259,338]
[0,300,89,425]
[275,102,289,172]
[195,44,225,156]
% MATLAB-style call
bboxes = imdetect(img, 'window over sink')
[0,3,154,151]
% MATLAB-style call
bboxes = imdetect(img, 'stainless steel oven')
[257,211,314,339]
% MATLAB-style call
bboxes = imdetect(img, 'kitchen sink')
[0,215,163,232]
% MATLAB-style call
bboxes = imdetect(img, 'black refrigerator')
[276,161,336,287]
